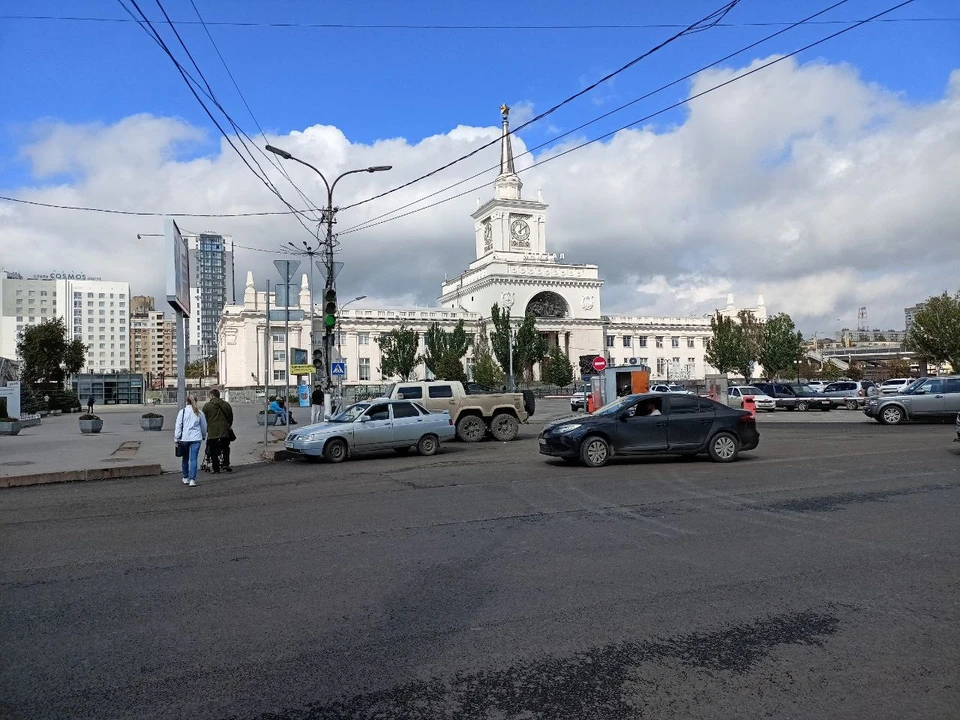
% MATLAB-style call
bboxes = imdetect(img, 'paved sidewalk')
[0,403,297,484]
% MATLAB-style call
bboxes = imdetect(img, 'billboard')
[165,218,191,317]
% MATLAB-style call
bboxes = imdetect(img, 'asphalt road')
[2,405,959,719]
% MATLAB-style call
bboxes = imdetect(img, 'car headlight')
[304,432,328,442]
[553,423,582,434]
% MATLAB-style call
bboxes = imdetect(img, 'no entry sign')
[592,356,607,372]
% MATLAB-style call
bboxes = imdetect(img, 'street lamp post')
[266,144,390,420]
[334,295,367,414]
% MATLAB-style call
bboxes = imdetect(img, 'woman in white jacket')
[174,396,207,487]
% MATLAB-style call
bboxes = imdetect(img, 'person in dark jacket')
[201,389,234,472]
[87,395,95,413]
[310,384,325,424]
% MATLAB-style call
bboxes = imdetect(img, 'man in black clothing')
[310,384,325,424]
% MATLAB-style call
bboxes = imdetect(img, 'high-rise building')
[129,296,177,385]
[185,232,234,362]
[904,302,926,332]
[0,270,131,373]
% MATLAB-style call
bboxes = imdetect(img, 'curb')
[0,464,163,489]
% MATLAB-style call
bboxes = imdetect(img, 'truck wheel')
[880,405,905,425]
[456,415,486,442]
[417,434,439,456]
[796,401,809,412]
[489,413,519,441]
[324,438,348,463]
[522,390,536,416]
[580,436,610,468]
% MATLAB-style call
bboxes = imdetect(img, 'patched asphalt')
[1,413,958,719]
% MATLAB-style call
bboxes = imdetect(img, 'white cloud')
[2,57,959,336]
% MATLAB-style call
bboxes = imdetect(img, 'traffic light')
[312,348,324,371]
[323,288,337,328]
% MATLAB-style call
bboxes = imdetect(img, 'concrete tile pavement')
[0,403,295,481]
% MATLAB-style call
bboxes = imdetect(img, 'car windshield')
[383,383,396,399]
[881,379,904,386]
[900,379,925,394]
[593,396,636,417]
[331,402,370,423]
[741,386,765,395]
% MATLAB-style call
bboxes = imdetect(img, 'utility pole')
[265,144,391,421]
[264,280,270,449]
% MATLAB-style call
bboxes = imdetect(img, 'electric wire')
[339,0,744,212]
[187,0,325,223]
[1,14,951,29]
[0,194,299,217]
[339,0,917,237]
[339,0,854,234]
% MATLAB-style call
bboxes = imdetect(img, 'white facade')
[0,272,131,373]
[60,279,132,373]
[217,106,770,389]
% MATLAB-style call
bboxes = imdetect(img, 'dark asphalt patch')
[243,609,840,720]
[758,483,956,514]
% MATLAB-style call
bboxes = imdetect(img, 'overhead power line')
[339,0,745,212]
[339,0,855,234]
[0,194,301,217]
[1,14,951,29]
[339,0,917,238]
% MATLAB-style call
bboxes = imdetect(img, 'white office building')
[216,106,767,389]
[0,270,131,373]
[186,232,235,362]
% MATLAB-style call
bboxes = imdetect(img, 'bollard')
[743,395,757,418]
[586,394,594,414]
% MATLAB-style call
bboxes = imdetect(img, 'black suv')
[754,382,832,411]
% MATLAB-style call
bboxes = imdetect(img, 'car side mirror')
[358,416,371,422]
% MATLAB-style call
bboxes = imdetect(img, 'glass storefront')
[72,373,144,405]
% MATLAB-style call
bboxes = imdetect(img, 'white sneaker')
[182,477,189,485]
[188,480,196,487]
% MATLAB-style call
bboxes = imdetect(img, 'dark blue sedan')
[539,393,760,467]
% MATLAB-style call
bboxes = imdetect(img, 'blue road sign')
[331,361,346,377]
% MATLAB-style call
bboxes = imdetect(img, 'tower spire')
[499,104,515,175]
[494,104,522,200]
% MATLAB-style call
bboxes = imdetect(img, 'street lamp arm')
[330,166,391,197]
[265,144,331,195]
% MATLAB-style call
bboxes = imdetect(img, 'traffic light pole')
[264,144,392,420]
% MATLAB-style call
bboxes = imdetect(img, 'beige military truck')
[382,380,530,442]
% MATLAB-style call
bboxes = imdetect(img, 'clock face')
[510,219,531,243]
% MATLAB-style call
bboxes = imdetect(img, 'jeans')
[311,404,324,423]
[180,440,201,480]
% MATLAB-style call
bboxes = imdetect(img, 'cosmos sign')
[30,272,102,281]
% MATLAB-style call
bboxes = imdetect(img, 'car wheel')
[880,405,905,425]
[708,432,740,463]
[417,434,439,456]
[456,414,486,443]
[796,401,809,412]
[845,399,858,411]
[571,405,577,413]
[323,438,348,463]
[489,413,519,441]
[394,447,411,455]
[580,436,610,468]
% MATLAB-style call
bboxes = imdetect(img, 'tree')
[421,320,468,382]
[846,363,864,381]
[906,291,960,370]
[377,324,419,381]
[472,324,504,387]
[489,303,513,373]
[885,358,912,378]
[541,345,574,388]
[820,362,844,381]
[736,310,765,383]
[705,312,748,378]
[16,317,87,387]
[185,356,217,379]
[759,313,803,380]
[514,313,548,382]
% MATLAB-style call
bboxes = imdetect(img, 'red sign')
[592,356,607,372]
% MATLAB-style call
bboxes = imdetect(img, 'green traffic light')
[324,314,336,328]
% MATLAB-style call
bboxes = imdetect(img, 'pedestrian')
[87,395,95,413]
[310,384,325,424]
[202,388,234,473]
[174,395,207,487]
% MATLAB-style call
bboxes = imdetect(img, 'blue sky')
[1,0,958,331]
[2,0,957,185]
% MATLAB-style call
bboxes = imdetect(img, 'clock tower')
[471,104,548,259]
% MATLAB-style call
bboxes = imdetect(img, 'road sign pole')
[264,280,270,449]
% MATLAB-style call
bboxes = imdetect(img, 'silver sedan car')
[284,399,455,462]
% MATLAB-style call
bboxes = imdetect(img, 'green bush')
[46,388,80,412]
[141,412,163,419]
[79,414,101,421]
